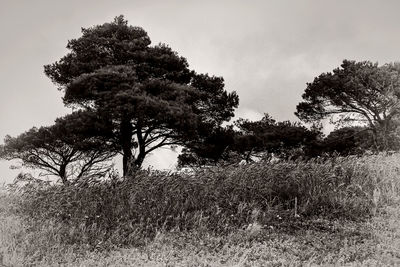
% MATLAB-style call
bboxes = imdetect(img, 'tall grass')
[10,153,400,251]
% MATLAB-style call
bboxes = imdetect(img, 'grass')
[1,153,400,266]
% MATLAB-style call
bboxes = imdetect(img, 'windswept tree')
[44,16,239,175]
[233,114,320,161]
[296,60,400,150]
[0,111,116,184]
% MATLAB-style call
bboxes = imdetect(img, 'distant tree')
[44,15,239,175]
[296,60,400,150]
[233,114,320,161]
[322,126,375,155]
[0,111,116,184]
[178,114,321,167]
[177,126,237,168]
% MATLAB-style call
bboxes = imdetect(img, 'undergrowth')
[8,153,400,252]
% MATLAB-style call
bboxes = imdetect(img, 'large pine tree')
[45,16,239,175]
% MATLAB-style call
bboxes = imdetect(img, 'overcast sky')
[1,0,400,184]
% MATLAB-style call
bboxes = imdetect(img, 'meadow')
[1,153,400,266]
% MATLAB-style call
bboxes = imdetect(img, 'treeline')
[2,16,400,184]
[179,116,398,168]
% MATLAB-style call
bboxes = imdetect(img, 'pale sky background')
[1,0,400,184]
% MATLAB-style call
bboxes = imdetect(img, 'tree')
[0,111,116,184]
[296,60,400,150]
[322,126,375,155]
[233,114,320,161]
[44,16,239,175]
[177,126,237,168]
[178,114,321,167]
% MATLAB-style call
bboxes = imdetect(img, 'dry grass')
[1,153,400,266]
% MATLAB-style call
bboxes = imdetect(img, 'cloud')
[235,108,264,122]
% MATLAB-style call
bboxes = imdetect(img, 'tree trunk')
[381,122,390,150]
[132,121,146,171]
[370,126,380,151]
[59,164,68,185]
[377,121,390,151]
[120,117,133,177]
[134,152,145,169]
[122,148,133,176]
[245,148,254,163]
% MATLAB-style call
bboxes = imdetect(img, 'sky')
[1,0,400,184]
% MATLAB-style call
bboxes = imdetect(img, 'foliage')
[44,15,239,175]
[0,111,115,184]
[177,126,237,168]
[322,126,375,155]
[233,114,321,161]
[296,60,400,150]
[178,114,322,167]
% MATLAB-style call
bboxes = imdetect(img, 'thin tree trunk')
[120,117,133,177]
[245,148,253,163]
[377,121,390,151]
[132,120,146,171]
[134,152,145,169]
[382,122,390,150]
[122,148,133,176]
[370,127,380,151]
[59,164,69,185]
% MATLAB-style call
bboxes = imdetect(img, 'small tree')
[44,16,239,175]
[233,114,320,161]
[1,111,116,184]
[296,60,400,150]
[322,127,375,155]
[177,126,237,168]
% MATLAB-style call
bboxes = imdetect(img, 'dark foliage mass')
[178,126,237,168]
[322,127,375,155]
[179,114,322,167]
[232,114,321,161]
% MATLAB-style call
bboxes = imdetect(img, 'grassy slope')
[2,153,400,266]
[56,205,400,266]
[2,196,400,266]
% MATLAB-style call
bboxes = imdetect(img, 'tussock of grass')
[2,153,400,265]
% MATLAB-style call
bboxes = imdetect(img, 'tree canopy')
[322,126,375,156]
[0,111,116,184]
[178,114,321,167]
[296,60,400,149]
[233,114,320,161]
[44,16,239,175]
[177,126,237,168]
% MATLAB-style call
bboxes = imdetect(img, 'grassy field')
[1,153,400,266]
